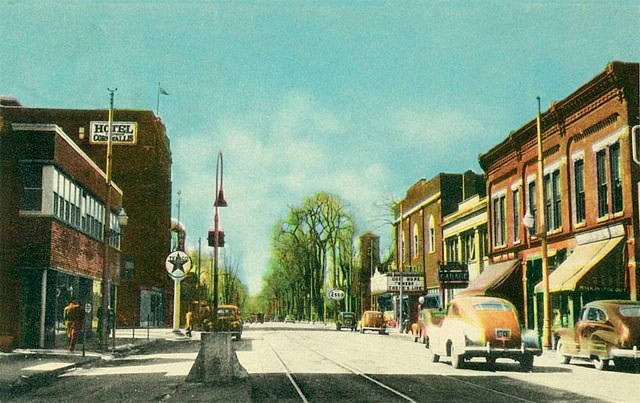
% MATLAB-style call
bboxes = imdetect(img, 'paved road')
[2,324,638,402]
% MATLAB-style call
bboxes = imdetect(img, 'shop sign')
[438,262,469,284]
[89,121,138,145]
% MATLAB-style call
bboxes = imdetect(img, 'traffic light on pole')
[207,228,225,247]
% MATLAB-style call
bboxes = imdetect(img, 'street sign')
[326,289,345,301]
[165,251,192,280]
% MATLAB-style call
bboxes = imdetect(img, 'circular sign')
[165,251,192,280]
[327,289,345,301]
[85,303,92,314]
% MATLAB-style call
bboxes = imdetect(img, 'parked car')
[556,300,640,371]
[336,311,357,331]
[359,310,387,334]
[285,314,295,323]
[214,304,243,340]
[427,296,541,371]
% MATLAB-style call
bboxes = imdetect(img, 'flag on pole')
[157,83,170,115]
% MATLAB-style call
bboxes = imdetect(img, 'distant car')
[427,296,541,371]
[359,311,386,334]
[336,311,357,331]
[285,314,295,323]
[214,304,243,340]
[556,300,640,371]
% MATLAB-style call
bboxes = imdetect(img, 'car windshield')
[342,313,354,318]
[217,308,235,316]
[619,305,640,317]
[472,301,512,311]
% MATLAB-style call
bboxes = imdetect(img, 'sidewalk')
[0,328,183,400]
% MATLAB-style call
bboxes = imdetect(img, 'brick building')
[478,61,639,331]
[0,101,172,346]
[394,170,484,320]
[0,105,124,347]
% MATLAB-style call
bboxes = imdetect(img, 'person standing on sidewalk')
[185,310,193,337]
[63,301,74,341]
[67,300,85,352]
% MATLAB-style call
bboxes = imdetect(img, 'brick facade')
[479,61,639,329]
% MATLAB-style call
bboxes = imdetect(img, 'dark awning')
[458,259,520,296]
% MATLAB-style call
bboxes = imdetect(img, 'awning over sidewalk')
[534,236,624,293]
[458,259,520,296]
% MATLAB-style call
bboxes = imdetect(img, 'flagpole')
[156,82,160,115]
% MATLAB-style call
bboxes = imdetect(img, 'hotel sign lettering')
[89,121,138,145]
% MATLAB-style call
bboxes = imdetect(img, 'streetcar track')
[276,333,538,403]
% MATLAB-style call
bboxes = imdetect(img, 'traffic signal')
[207,229,225,247]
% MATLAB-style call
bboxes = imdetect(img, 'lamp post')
[523,97,551,350]
[209,151,227,331]
[101,88,117,351]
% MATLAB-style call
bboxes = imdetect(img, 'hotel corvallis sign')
[89,121,138,145]
[438,262,469,288]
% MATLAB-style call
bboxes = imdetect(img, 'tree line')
[256,191,359,322]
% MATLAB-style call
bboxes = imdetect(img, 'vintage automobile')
[336,311,357,331]
[427,296,541,371]
[359,310,387,334]
[214,304,243,340]
[556,300,640,371]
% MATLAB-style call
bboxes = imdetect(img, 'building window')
[428,215,435,253]
[573,158,586,224]
[512,188,520,242]
[20,164,43,211]
[596,149,608,218]
[610,142,623,214]
[412,223,419,258]
[596,141,623,219]
[445,237,458,262]
[544,170,562,231]
[528,181,537,235]
[400,227,406,262]
[492,194,506,247]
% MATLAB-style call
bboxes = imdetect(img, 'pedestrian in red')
[67,300,85,352]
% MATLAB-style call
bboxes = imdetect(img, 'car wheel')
[556,341,571,364]
[450,346,463,369]
[424,337,430,349]
[336,325,341,331]
[431,352,440,363]
[520,355,534,372]
[360,327,364,334]
[593,357,609,371]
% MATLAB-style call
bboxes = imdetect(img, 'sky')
[2,1,638,294]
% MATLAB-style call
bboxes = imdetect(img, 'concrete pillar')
[186,332,247,384]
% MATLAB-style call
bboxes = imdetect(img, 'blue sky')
[2,1,638,294]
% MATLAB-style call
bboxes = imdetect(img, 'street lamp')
[522,97,551,350]
[208,151,227,331]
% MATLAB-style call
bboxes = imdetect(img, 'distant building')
[394,170,485,320]
[358,232,380,313]
[478,61,639,331]
[0,101,173,340]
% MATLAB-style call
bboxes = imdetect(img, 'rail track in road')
[261,333,539,403]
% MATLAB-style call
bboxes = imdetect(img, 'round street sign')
[327,289,345,301]
[165,251,192,280]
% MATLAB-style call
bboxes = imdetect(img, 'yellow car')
[359,310,386,334]
[214,304,243,340]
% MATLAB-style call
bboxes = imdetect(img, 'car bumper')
[462,343,542,358]
[611,346,640,359]
[362,327,386,332]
